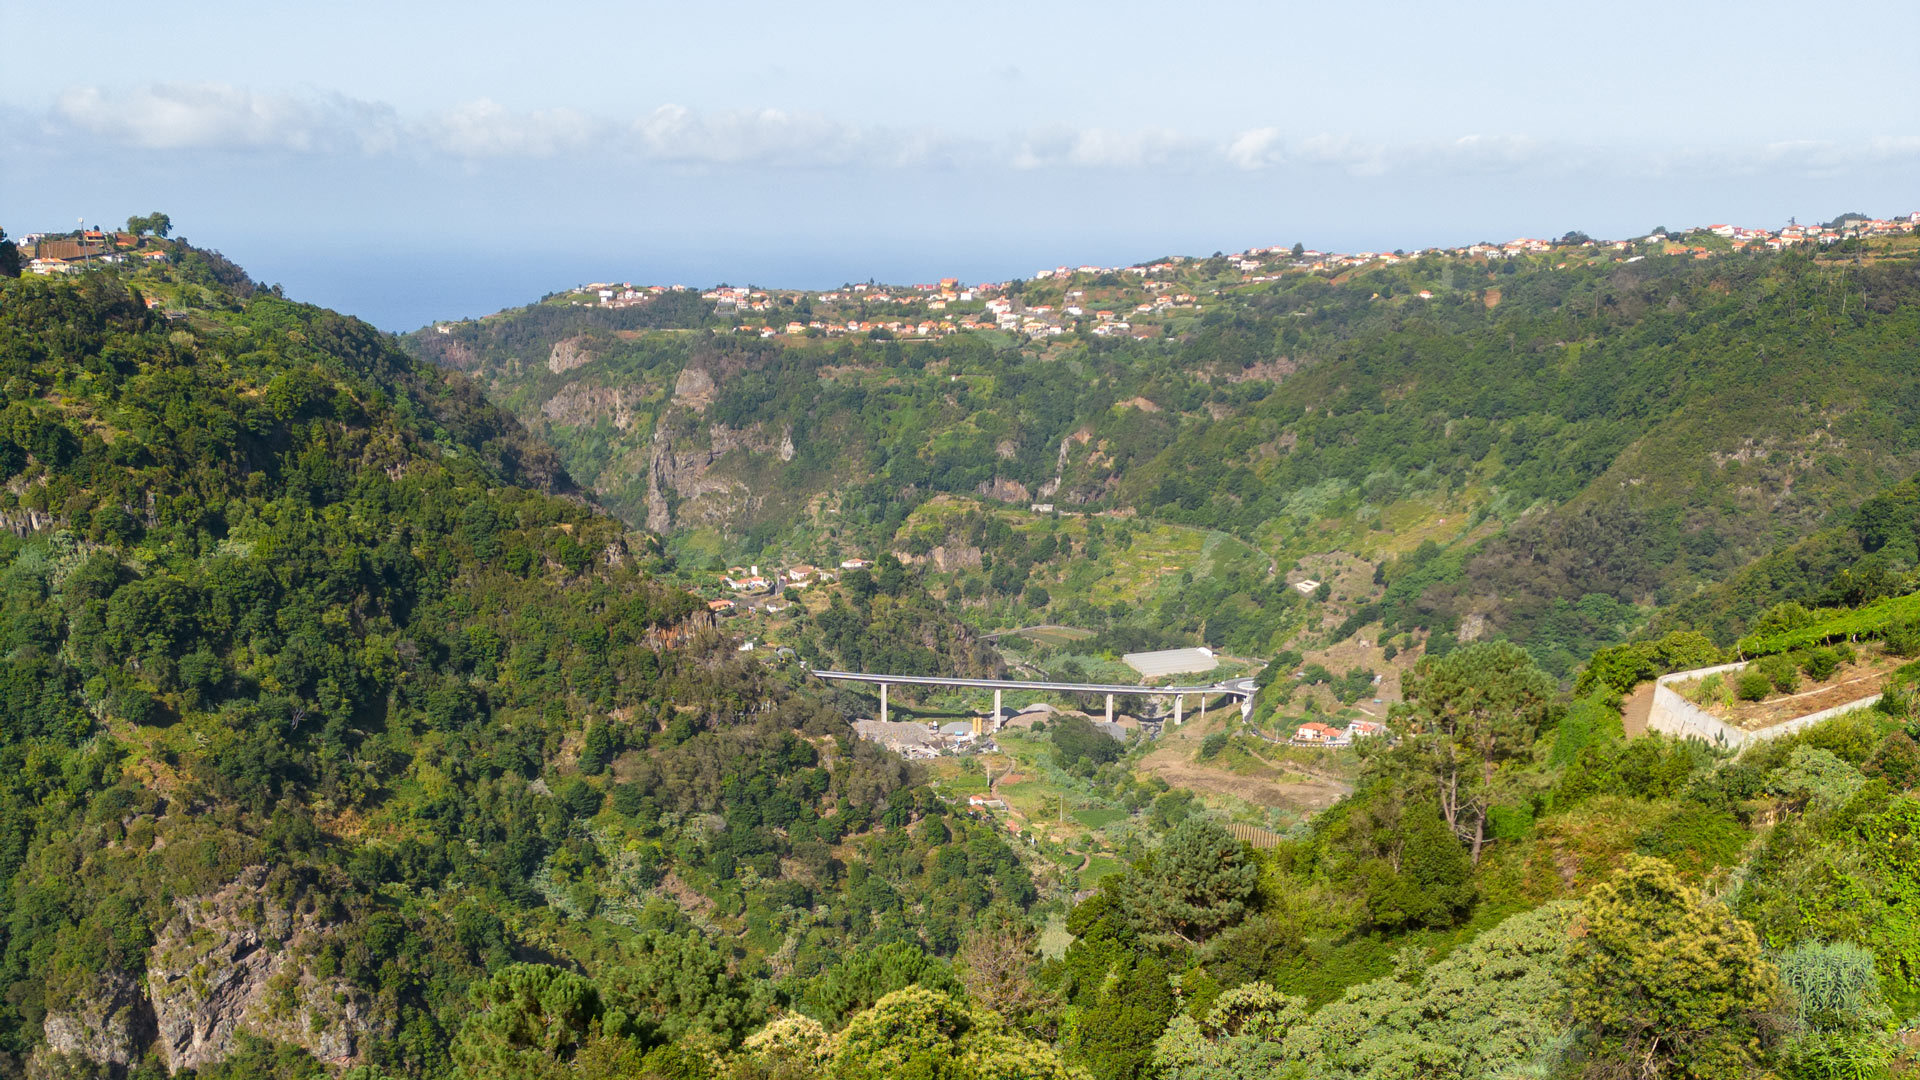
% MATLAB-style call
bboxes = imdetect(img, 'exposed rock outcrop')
[976,477,1032,503]
[144,866,384,1073]
[643,419,790,532]
[0,508,65,536]
[930,544,984,572]
[541,383,643,430]
[1220,356,1297,383]
[33,971,152,1078]
[672,366,718,411]
[547,335,594,374]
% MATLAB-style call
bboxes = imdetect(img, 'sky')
[5,0,1919,329]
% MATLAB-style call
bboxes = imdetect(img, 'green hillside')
[0,253,1036,1078]
[407,240,1920,674]
[10,234,1920,1080]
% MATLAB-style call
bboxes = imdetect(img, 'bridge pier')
[1201,695,1207,724]
[1173,695,1183,725]
[880,682,888,724]
[1106,694,1114,724]
[993,688,1002,730]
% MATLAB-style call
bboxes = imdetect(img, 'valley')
[4,218,1920,1079]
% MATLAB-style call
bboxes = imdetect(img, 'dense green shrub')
[1738,668,1774,701]
[1802,647,1841,681]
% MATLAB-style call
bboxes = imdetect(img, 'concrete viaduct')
[809,670,1259,729]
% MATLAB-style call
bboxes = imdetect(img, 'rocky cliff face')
[34,866,386,1077]
[33,971,151,1078]
[146,866,384,1073]
[643,412,796,534]
[546,335,594,374]
[541,382,646,431]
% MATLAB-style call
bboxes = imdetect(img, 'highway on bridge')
[810,670,1258,725]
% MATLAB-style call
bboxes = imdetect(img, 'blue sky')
[5,0,1918,329]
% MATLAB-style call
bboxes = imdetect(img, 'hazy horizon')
[6,0,1918,329]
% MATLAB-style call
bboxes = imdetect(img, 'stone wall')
[1646,660,1881,751]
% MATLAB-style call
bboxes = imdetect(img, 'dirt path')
[983,623,1089,641]
[987,764,1031,825]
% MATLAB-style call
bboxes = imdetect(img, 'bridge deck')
[810,669,1254,697]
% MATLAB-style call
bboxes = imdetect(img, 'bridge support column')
[880,683,888,724]
[1241,695,1253,720]
[994,689,1002,730]
[1106,694,1114,724]
[1173,695,1183,725]
[1200,695,1207,724]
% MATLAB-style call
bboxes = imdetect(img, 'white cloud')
[43,82,1920,186]
[55,83,398,153]
[426,99,601,159]
[1223,130,1558,177]
[1225,127,1284,170]
[1010,126,1204,170]
[633,104,867,166]
[625,105,969,169]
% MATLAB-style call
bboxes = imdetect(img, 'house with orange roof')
[1293,721,1345,746]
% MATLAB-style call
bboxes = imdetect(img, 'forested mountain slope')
[0,253,1038,1078]
[407,243,1920,670]
[11,239,1920,1080]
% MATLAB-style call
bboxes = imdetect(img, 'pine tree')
[1568,855,1777,1079]
[1110,818,1257,946]
[1401,641,1553,862]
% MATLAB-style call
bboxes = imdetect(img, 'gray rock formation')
[33,970,152,1078]
[144,866,384,1073]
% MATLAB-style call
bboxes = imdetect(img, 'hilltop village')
[519,211,1920,344]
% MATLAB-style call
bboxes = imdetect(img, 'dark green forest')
[0,263,1036,1079]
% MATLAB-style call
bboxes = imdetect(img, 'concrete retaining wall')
[1647,660,1881,751]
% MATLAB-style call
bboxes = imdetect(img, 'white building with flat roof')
[1122,647,1218,678]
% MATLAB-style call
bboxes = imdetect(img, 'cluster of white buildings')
[583,283,691,307]
[539,209,1920,345]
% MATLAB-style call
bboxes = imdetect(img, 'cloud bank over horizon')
[35,81,1920,184]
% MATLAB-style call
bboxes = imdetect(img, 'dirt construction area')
[1137,709,1352,813]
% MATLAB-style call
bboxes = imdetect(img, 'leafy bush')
[1737,669,1774,702]
[1777,940,1883,1024]
[1885,619,1920,658]
[1769,748,1867,814]
[1050,714,1122,768]
[1197,732,1228,760]
[1577,630,1723,696]
[1633,804,1749,875]
[1759,656,1802,694]
[1874,683,1912,720]
[1549,698,1624,768]
[1802,647,1841,682]
[1690,673,1728,707]
[1774,940,1892,1080]
[1862,733,1920,791]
